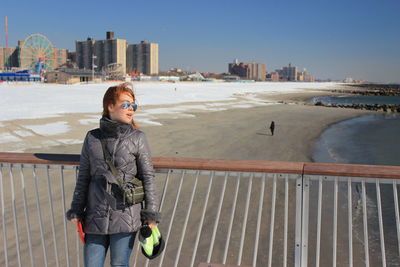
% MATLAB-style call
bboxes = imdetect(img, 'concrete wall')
[45,71,102,84]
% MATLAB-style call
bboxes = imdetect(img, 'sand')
[0,91,371,162]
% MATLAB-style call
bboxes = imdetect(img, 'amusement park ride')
[19,33,57,74]
[1,17,62,81]
[1,32,58,81]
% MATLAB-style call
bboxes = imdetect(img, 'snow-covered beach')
[0,81,369,159]
[0,81,336,122]
[0,81,342,152]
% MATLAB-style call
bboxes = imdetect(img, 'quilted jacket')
[66,116,161,234]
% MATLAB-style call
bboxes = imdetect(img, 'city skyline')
[1,0,399,83]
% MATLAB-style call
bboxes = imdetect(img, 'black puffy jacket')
[66,116,161,234]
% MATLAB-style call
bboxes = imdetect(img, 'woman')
[66,83,160,267]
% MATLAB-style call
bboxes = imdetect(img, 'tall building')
[126,40,159,75]
[75,37,94,70]
[0,47,17,69]
[266,72,280,81]
[275,64,315,82]
[56,49,68,69]
[302,71,315,82]
[228,60,266,81]
[276,63,298,81]
[283,63,298,81]
[228,62,247,78]
[297,71,304,81]
[247,62,266,81]
[76,32,127,75]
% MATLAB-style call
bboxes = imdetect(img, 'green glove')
[139,225,154,256]
[152,225,161,246]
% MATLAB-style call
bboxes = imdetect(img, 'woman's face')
[108,92,136,124]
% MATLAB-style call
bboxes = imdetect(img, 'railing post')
[295,176,302,266]
[295,174,309,267]
[0,164,9,267]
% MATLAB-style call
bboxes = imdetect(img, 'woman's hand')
[71,218,78,224]
[147,221,157,230]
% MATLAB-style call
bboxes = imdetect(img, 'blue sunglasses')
[121,101,138,111]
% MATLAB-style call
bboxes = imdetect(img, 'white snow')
[0,133,21,143]
[79,118,100,125]
[136,119,163,126]
[206,107,227,111]
[0,81,337,122]
[57,138,83,144]
[13,130,34,137]
[24,121,70,136]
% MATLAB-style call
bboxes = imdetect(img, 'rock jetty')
[313,101,400,113]
[330,89,400,97]
[312,84,400,112]
[332,83,400,96]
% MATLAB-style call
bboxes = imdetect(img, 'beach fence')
[0,153,399,267]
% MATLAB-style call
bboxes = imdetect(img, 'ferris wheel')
[19,33,56,73]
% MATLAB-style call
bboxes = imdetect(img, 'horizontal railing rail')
[0,152,399,267]
[1,152,399,178]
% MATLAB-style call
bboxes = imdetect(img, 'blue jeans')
[84,232,137,267]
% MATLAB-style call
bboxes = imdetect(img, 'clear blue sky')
[1,0,399,83]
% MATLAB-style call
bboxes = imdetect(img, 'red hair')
[102,82,138,128]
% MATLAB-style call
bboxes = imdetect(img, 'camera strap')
[100,136,145,208]
[100,138,124,187]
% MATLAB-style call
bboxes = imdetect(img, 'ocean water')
[312,95,400,266]
[313,113,400,166]
[310,94,400,165]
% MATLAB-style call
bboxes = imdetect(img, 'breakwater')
[312,101,400,113]
[310,83,400,112]
[331,83,400,96]
[330,89,400,97]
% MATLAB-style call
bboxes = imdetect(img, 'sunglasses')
[121,101,138,111]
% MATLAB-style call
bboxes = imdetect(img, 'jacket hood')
[100,116,132,138]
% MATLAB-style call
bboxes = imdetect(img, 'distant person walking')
[269,121,275,136]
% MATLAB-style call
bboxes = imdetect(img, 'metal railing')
[0,153,399,267]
